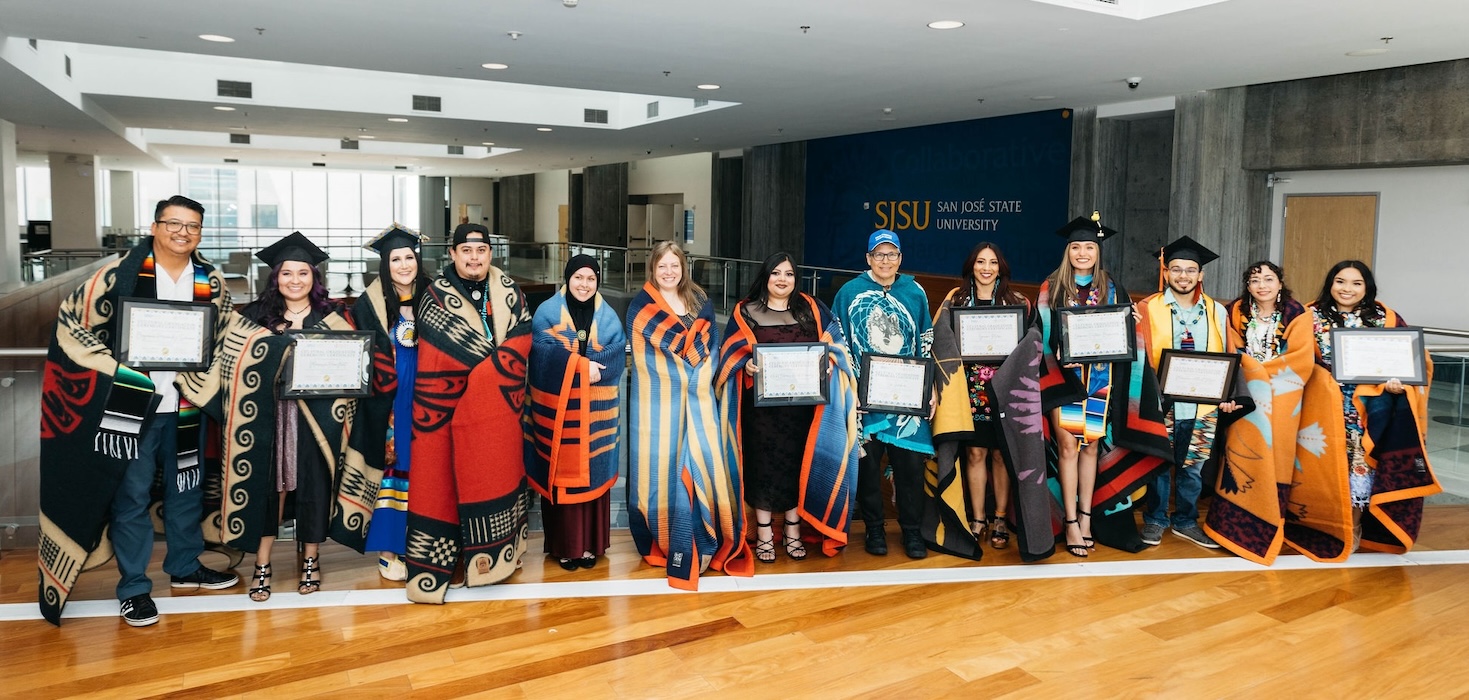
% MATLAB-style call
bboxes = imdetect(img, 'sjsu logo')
[873,200,931,231]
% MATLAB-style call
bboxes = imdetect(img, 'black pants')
[858,440,927,532]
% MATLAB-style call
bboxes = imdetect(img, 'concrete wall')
[47,152,103,248]
[628,153,712,257]
[449,176,494,231]
[0,120,19,286]
[534,169,569,243]
[1266,165,1469,332]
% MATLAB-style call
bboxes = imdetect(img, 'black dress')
[741,316,819,513]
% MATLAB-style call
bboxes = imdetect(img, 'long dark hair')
[377,247,430,321]
[257,261,331,329]
[742,252,817,336]
[1233,260,1294,335]
[955,242,1023,306]
[1314,259,1381,326]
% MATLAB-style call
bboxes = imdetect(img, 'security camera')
[1126,77,1142,90]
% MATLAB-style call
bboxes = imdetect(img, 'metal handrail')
[0,348,47,358]
[1424,327,1469,339]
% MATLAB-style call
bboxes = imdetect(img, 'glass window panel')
[292,170,328,232]
[23,167,52,221]
[135,171,176,228]
[394,175,420,231]
[361,173,394,231]
[100,170,112,228]
[256,170,293,247]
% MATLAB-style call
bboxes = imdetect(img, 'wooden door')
[557,205,569,244]
[1281,194,1377,300]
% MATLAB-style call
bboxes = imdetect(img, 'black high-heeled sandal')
[1078,509,1095,550]
[298,556,321,594]
[754,520,776,563]
[248,563,272,602]
[989,517,1010,550]
[1063,518,1089,558]
[783,519,807,561]
[970,519,988,540]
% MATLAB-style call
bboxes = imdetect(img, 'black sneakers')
[864,525,888,556]
[170,565,240,590]
[120,593,159,627]
[901,529,928,559]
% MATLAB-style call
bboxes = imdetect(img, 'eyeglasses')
[156,219,203,236]
[869,252,901,262]
[1167,267,1200,276]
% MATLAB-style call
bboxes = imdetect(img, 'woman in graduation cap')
[525,255,626,571]
[1035,213,1171,558]
[349,226,430,581]
[239,231,354,601]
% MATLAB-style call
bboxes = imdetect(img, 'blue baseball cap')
[867,229,901,253]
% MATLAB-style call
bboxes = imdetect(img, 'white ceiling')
[1,0,1467,177]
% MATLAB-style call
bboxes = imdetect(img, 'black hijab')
[564,254,600,353]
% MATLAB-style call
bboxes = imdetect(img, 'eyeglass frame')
[868,251,902,262]
[154,219,204,236]
[1166,266,1201,276]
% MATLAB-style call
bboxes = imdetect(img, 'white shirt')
[150,261,195,413]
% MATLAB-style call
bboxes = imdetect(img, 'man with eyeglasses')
[1136,236,1235,549]
[37,195,240,627]
[832,229,936,559]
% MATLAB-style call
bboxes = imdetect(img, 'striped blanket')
[526,290,626,504]
[716,295,860,558]
[627,282,752,589]
[405,269,533,603]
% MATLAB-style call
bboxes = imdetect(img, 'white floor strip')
[8,549,1469,624]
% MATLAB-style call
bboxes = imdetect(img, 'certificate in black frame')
[753,342,830,407]
[1328,326,1428,386]
[115,297,216,371]
[1158,349,1241,404]
[952,305,1027,362]
[858,353,934,417]
[1058,303,1137,364]
[281,329,374,398]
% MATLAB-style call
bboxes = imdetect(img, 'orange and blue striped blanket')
[627,283,752,589]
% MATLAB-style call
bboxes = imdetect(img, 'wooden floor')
[4,506,1469,699]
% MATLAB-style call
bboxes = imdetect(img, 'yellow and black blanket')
[405,268,533,603]
[37,239,231,624]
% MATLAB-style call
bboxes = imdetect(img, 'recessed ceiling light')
[212,105,236,111]
[696,84,720,90]
[1346,48,1390,57]
[387,117,409,123]
[537,127,553,132]
[481,63,509,70]
[1030,95,1055,101]
[357,135,376,139]
[482,142,495,146]
[927,20,964,30]
[198,34,235,43]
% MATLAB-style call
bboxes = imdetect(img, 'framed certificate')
[858,353,934,417]
[1158,350,1241,404]
[1329,327,1427,386]
[115,298,216,371]
[1058,304,1136,364]
[953,306,1027,362]
[753,342,829,407]
[282,330,373,398]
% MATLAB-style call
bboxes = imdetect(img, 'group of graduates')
[35,195,1439,628]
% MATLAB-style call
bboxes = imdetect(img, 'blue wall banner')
[804,109,1073,282]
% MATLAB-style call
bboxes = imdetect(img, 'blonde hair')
[646,240,707,313]
[1045,243,1110,307]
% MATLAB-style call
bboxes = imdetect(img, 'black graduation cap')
[364,224,424,255]
[452,223,491,246]
[256,231,329,267]
[1055,211,1119,244]
[1157,235,1219,267]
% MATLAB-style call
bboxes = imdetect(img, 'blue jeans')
[1141,418,1202,529]
[111,412,205,600]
